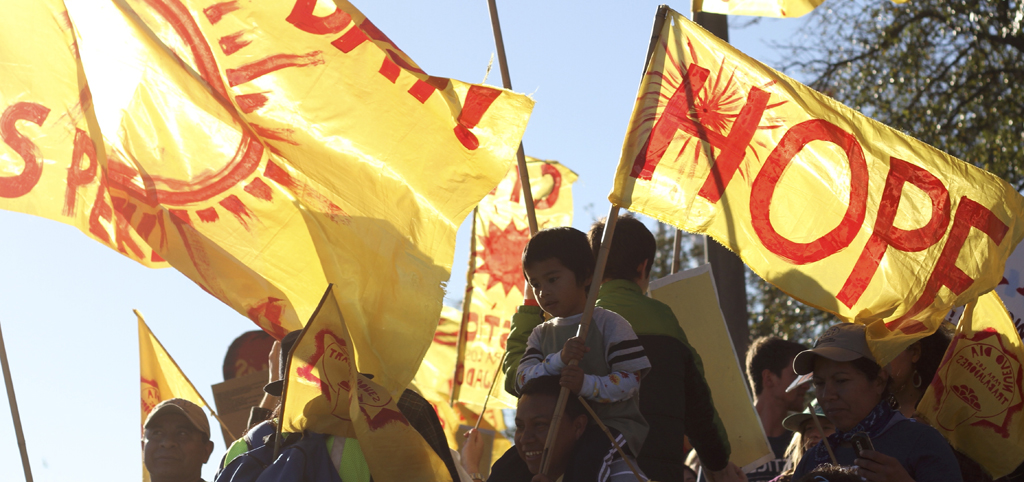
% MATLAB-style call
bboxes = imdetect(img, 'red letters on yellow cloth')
[609,9,1024,363]
[918,292,1024,478]
[0,0,533,393]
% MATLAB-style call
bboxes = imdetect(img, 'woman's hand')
[462,428,485,474]
[855,450,915,482]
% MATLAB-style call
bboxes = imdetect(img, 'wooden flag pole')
[577,396,644,482]
[473,351,508,431]
[138,312,237,441]
[486,0,538,235]
[808,400,839,465]
[450,208,480,407]
[539,205,620,474]
[671,229,683,274]
[0,320,33,482]
[539,5,669,475]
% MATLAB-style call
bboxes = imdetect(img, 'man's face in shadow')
[514,392,588,476]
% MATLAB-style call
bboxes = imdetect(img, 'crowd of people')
[141,216,1024,482]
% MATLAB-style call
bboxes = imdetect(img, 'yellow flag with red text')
[452,158,577,409]
[410,305,513,460]
[693,0,824,18]
[610,9,1024,364]
[917,292,1024,478]
[281,285,452,482]
[138,311,207,482]
[1,0,533,394]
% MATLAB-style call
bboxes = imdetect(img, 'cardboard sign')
[650,264,772,472]
[211,369,269,445]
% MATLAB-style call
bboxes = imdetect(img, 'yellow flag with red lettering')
[138,311,208,482]
[693,0,824,18]
[452,158,577,409]
[917,292,1024,478]
[281,285,452,482]
[610,9,1024,363]
[410,305,513,461]
[1,0,533,394]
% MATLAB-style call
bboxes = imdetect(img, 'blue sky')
[0,1,811,480]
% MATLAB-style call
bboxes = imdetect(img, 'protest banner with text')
[451,158,576,409]
[609,9,1024,363]
[0,0,533,393]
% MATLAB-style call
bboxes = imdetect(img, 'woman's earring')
[888,392,900,410]
[912,370,923,388]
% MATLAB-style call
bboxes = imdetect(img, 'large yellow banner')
[138,311,208,482]
[917,292,1024,479]
[609,9,1024,363]
[693,0,824,18]
[1,0,533,394]
[452,158,577,409]
[281,285,452,482]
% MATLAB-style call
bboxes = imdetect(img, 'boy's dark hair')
[519,375,588,420]
[588,215,656,281]
[795,464,861,482]
[522,227,594,287]
[746,336,807,395]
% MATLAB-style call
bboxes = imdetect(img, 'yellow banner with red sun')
[917,292,1024,479]
[452,158,577,409]
[0,0,533,393]
[609,9,1024,364]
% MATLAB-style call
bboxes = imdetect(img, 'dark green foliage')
[781,0,1024,188]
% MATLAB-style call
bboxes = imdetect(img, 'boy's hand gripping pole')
[538,207,620,475]
[538,6,668,475]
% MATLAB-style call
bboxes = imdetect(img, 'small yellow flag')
[281,285,452,482]
[453,158,577,410]
[693,0,824,18]
[138,311,208,481]
[917,292,1024,479]
[609,9,1024,364]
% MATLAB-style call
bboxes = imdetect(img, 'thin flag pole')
[578,396,644,482]
[807,400,839,465]
[137,311,237,441]
[539,4,670,475]
[539,205,620,474]
[671,229,683,274]
[451,208,480,407]
[486,0,539,235]
[473,351,508,431]
[0,320,33,482]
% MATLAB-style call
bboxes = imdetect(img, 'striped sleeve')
[598,309,651,376]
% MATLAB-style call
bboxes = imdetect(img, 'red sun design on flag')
[476,220,531,297]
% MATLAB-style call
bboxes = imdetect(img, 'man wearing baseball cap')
[143,398,215,482]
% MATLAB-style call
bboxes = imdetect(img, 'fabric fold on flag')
[1,0,534,394]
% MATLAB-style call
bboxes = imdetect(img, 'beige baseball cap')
[144,398,210,439]
[793,323,875,375]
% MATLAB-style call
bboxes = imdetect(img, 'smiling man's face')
[514,392,586,476]
[143,411,214,482]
